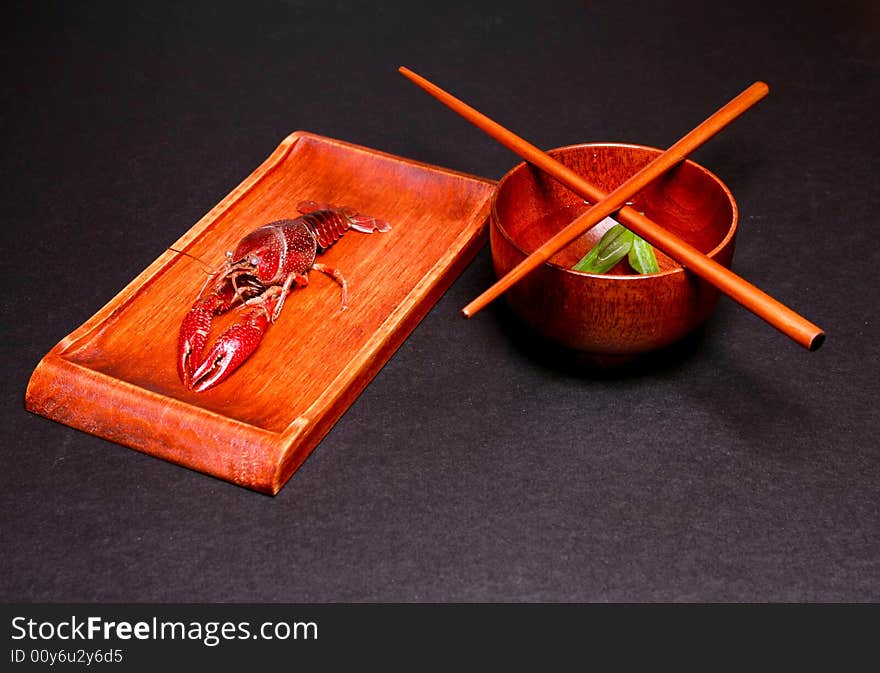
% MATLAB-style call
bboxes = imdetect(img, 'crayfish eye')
[249,256,259,267]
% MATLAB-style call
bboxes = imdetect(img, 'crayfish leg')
[236,271,308,326]
[312,263,349,310]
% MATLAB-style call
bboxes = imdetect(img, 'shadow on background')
[486,297,714,381]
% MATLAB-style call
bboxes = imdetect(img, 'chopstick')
[399,66,825,351]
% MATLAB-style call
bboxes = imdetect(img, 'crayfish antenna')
[168,246,217,276]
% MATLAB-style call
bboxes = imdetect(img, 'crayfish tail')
[346,213,392,233]
[297,200,391,233]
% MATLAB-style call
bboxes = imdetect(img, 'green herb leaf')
[627,234,659,274]
[572,224,634,274]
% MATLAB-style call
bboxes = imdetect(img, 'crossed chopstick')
[399,66,824,351]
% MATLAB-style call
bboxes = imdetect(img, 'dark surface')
[2,0,877,601]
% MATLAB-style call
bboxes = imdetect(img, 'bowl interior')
[493,143,737,274]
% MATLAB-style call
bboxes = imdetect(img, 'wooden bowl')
[490,142,738,363]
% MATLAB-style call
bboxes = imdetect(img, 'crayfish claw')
[187,308,271,392]
[189,341,239,393]
[177,303,214,389]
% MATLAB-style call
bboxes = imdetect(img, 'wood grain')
[399,66,825,351]
[25,132,496,494]
[491,142,737,358]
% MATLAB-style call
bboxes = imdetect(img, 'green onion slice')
[627,234,659,274]
[572,224,634,274]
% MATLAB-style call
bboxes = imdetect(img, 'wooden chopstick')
[399,66,825,351]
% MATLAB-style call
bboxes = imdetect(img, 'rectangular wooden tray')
[25,131,496,494]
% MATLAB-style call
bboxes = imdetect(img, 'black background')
[2,0,877,602]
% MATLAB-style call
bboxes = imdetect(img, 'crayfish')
[177,201,391,392]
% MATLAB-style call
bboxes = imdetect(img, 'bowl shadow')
[488,297,714,380]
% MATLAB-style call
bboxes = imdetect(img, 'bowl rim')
[490,141,740,281]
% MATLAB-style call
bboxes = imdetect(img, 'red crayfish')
[177,201,391,392]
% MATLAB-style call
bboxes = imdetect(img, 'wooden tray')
[25,131,495,494]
